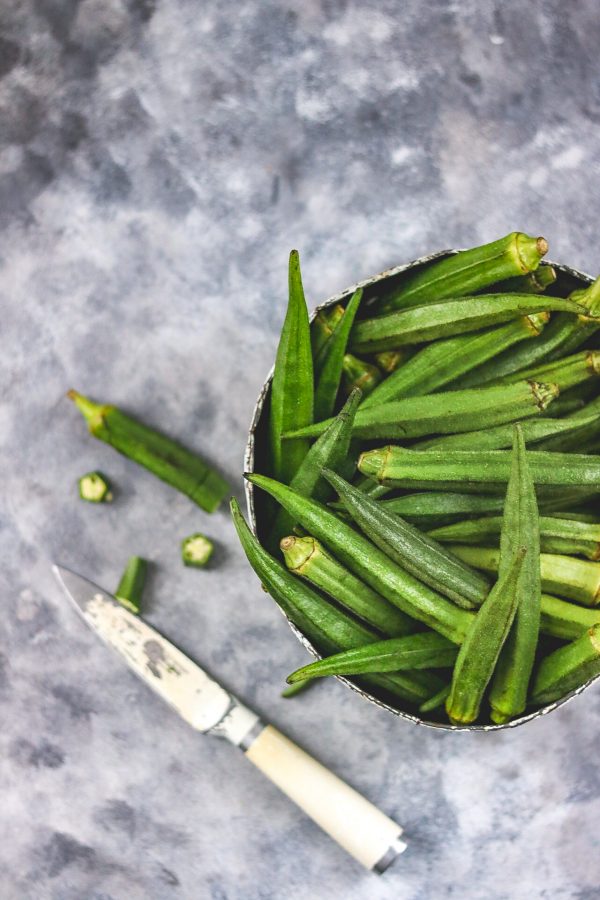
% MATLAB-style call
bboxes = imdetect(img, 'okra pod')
[181,533,214,567]
[540,594,600,642]
[488,426,541,723]
[419,684,451,713]
[537,396,600,452]
[379,232,548,312]
[361,315,549,409]
[281,679,314,698]
[453,276,600,388]
[115,556,147,614]
[286,633,458,683]
[269,389,362,549]
[379,488,593,522]
[285,380,558,441]
[449,545,600,607]
[416,408,600,452]
[280,535,415,636]
[446,548,527,725]
[530,624,600,706]
[68,391,229,513]
[231,499,443,705]
[78,471,112,503]
[350,294,585,354]
[490,265,557,294]
[313,289,363,420]
[310,304,345,358]
[246,474,474,644]
[429,515,600,560]
[497,350,600,392]
[323,469,489,610]
[358,446,600,489]
[342,353,382,399]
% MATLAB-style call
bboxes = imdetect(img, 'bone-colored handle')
[244,725,406,871]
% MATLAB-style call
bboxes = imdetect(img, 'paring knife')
[53,564,406,872]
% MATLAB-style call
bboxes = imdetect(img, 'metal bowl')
[244,249,598,730]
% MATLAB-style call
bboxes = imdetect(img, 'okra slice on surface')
[69,392,229,513]
[286,633,458,683]
[246,474,474,644]
[268,250,314,485]
[313,289,363,421]
[115,556,147,614]
[322,469,489,610]
[349,294,586,354]
[429,515,600,560]
[78,471,112,503]
[530,624,600,706]
[310,304,345,359]
[231,499,443,706]
[449,545,600,607]
[379,232,548,312]
[181,533,214,568]
[285,380,558,441]
[342,353,382,399]
[281,535,415,636]
[358,446,600,489]
[488,426,542,724]
[446,548,527,725]
[361,315,549,409]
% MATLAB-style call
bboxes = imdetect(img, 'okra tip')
[67,389,103,423]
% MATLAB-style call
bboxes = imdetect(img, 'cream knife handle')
[243,724,406,872]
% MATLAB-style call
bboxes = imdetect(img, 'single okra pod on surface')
[286,633,458,683]
[115,556,147,614]
[350,294,586,354]
[342,353,382,399]
[78,471,112,503]
[246,474,474,644]
[231,499,443,706]
[280,535,415,637]
[530,624,600,706]
[181,533,214,567]
[310,304,345,358]
[322,469,489,610]
[379,232,548,312]
[285,380,558,441]
[268,250,314,485]
[313,289,363,421]
[449,545,600,607]
[361,314,549,409]
[68,391,229,513]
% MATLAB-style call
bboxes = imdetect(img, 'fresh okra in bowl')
[236,233,600,729]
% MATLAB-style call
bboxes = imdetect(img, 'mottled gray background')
[1,1,600,898]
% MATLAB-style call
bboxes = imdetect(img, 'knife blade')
[54,563,406,872]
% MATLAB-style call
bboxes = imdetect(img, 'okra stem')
[530,624,600,706]
[490,265,557,294]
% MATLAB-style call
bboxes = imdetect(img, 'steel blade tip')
[51,563,108,612]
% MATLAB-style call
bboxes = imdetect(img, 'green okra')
[361,314,549,409]
[78,471,112,503]
[419,684,451,713]
[379,232,548,312]
[269,389,362,550]
[374,349,412,374]
[68,391,229,513]
[377,488,594,522]
[350,294,586,354]
[115,556,147,614]
[313,289,363,421]
[310,304,345,358]
[449,545,600,607]
[537,396,600,452]
[415,408,600,452]
[358,445,600,489]
[541,397,586,418]
[280,679,314,698]
[488,426,542,724]
[496,350,600,393]
[539,594,600,642]
[231,498,443,705]
[322,469,489,610]
[446,548,527,725]
[280,535,415,636]
[246,474,474,644]
[181,533,214,567]
[286,632,458,683]
[429,515,600,560]
[530,624,600,706]
[453,276,600,388]
[490,265,557,294]
[268,250,314,485]
[342,353,382,399]
[285,380,558,441]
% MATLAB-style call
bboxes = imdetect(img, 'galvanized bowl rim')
[244,248,598,731]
